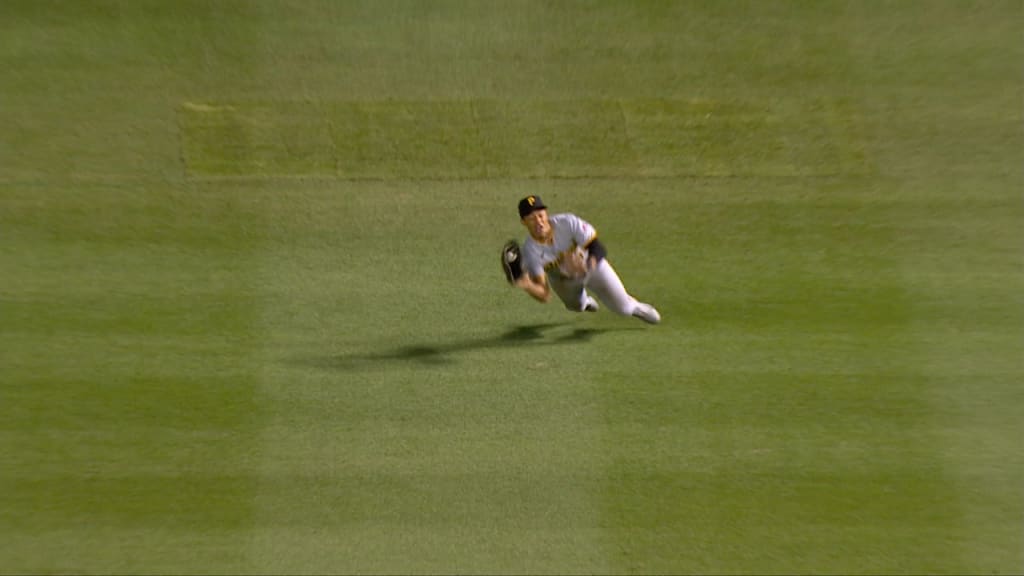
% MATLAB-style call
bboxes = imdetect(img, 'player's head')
[518,195,551,241]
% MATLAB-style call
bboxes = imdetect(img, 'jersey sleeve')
[570,214,598,248]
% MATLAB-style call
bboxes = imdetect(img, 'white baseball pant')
[549,259,640,316]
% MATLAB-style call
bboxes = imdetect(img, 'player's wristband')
[587,239,607,262]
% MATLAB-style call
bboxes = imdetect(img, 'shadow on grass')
[293,322,640,371]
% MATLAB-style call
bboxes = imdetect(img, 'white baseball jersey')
[521,213,597,280]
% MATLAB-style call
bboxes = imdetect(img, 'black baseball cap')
[518,195,547,218]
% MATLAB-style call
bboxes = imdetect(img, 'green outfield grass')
[2,1,1021,574]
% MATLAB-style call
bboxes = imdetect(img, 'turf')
[1,1,1021,574]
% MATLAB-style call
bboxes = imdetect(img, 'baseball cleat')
[632,302,661,324]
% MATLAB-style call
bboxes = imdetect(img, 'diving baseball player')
[502,195,661,324]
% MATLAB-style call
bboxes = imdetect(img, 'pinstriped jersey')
[521,213,597,279]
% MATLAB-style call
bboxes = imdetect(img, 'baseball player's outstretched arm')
[516,273,551,303]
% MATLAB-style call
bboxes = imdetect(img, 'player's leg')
[549,275,598,312]
[586,260,660,323]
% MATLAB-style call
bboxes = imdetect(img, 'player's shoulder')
[549,212,582,226]
[551,212,594,233]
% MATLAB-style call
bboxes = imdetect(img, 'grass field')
[2,1,1022,574]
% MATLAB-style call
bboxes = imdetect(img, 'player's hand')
[562,250,591,279]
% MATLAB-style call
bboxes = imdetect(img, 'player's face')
[522,209,551,241]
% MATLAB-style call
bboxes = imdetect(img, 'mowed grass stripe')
[244,183,614,572]
[586,181,976,573]
[180,99,869,179]
[0,187,268,573]
[892,182,1024,570]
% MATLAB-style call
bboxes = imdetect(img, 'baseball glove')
[501,240,523,284]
